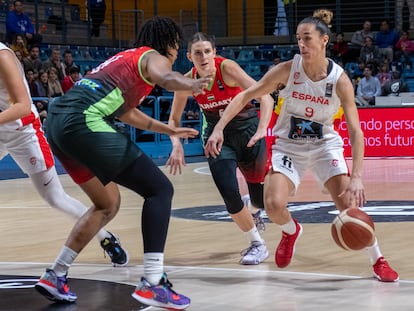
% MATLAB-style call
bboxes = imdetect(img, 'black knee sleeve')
[209,159,244,214]
[247,182,264,210]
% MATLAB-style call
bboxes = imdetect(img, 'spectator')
[14,50,24,66]
[23,44,43,75]
[6,1,42,46]
[351,20,376,48]
[375,20,399,63]
[330,32,349,66]
[356,66,382,106]
[9,33,29,58]
[87,0,107,37]
[32,69,49,123]
[359,36,381,73]
[376,61,392,86]
[382,70,409,96]
[61,49,80,77]
[25,67,37,97]
[47,67,64,97]
[61,66,80,93]
[42,47,65,81]
[395,30,414,69]
[352,59,366,80]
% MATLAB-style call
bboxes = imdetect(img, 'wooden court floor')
[0,158,413,310]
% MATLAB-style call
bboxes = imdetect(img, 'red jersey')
[85,46,155,112]
[191,57,255,122]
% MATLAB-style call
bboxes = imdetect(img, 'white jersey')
[0,42,54,174]
[271,54,348,194]
[0,42,39,128]
[276,54,343,144]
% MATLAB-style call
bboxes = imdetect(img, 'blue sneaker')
[132,273,190,310]
[101,232,129,266]
[35,269,77,303]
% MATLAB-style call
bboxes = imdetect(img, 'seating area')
[216,45,299,80]
[39,44,124,73]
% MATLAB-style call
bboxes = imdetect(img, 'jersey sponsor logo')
[292,91,329,105]
[172,201,414,223]
[293,81,304,85]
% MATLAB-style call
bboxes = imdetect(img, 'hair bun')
[313,9,333,27]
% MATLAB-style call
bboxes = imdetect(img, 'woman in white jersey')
[204,9,398,282]
[0,42,128,266]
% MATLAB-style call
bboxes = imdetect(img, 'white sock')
[365,239,382,264]
[143,253,164,285]
[280,218,296,235]
[244,226,264,244]
[51,246,78,277]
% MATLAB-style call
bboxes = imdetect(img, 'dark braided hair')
[134,16,183,57]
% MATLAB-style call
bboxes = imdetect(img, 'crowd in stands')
[9,35,82,124]
[328,19,414,105]
[4,0,414,122]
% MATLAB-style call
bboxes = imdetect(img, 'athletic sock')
[280,218,297,235]
[51,246,78,277]
[143,253,164,285]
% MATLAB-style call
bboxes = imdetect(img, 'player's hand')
[247,128,266,147]
[204,128,224,158]
[192,75,213,95]
[338,177,366,208]
[165,145,186,175]
[171,127,199,139]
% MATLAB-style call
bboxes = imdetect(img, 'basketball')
[331,208,375,251]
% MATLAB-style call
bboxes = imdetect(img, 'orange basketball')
[331,208,375,251]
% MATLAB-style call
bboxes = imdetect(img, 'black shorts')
[46,111,143,185]
[203,116,267,183]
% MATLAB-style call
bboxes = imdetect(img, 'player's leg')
[237,168,265,233]
[29,167,128,266]
[113,154,190,310]
[210,158,268,265]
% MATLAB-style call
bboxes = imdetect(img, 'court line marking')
[1,261,413,284]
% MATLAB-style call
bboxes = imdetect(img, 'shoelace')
[160,277,180,296]
[240,243,261,256]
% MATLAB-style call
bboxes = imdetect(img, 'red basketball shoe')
[275,218,303,268]
[373,257,399,282]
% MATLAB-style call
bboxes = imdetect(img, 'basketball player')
[204,9,398,282]
[0,43,128,266]
[166,32,275,265]
[35,16,211,310]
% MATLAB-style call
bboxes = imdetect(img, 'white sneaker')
[239,241,269,265]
